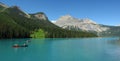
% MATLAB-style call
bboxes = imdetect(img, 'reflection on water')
[0,37,120,61]
[108,37,120,45]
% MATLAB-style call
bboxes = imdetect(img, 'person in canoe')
[13,43,28,47]
[13,44,19,47]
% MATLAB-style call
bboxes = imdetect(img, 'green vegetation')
[0,4,97,39]
[0,12,29,38]
[30,29,45,38]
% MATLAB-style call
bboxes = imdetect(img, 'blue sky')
[0,0,120,26]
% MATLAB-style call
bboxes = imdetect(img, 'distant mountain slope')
[0,2,97,38]
[55,15,120,36]
[98,25,120,36]
[55,15,109,32]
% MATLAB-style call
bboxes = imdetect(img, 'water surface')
[0,37,120,61]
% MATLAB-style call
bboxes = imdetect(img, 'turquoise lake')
[0,37,120,61]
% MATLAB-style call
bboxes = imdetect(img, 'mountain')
[98,25,120,36]
[55,15,109,32]
[0,6,31,38]
[55,15,120,36]
[0,2,8,11]
[4,6,30,18]
[0,3,97,38]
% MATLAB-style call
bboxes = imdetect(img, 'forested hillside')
[0,3,97,38]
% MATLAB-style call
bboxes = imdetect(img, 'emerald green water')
[0,37,120,61]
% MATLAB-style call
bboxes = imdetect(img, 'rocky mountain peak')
[58,15,75,20]
[0,2,8,8]
[34,12,48,20]
[60,15,72,19]
[57,15,96,24]
[10,6,20,10]
[55,15,109,32]
[9,6,31,18]
[81,18,97,24]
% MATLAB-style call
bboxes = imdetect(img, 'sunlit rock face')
[0,2,8,8]
[55,15,109,32]
[0,2,9,12]
[34,12,48,20]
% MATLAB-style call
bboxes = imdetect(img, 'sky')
[0,0,120,26]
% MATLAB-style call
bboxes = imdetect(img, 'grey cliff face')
[55,15,109,32]
[34,13,48,20]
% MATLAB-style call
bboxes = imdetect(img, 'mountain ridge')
[55,15,109,32]
[0,2,97,38]
[54,15,120,36]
